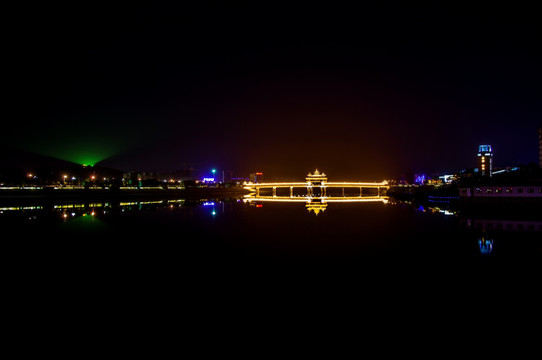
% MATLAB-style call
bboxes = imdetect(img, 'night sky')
[5,3,541,180]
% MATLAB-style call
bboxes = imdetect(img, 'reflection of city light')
[479,237,494,255]
[212,211,216,216]
[244,196,389,215]
[203,202,215,206]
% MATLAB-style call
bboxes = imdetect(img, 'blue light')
[478,145,492,153]
[212,210,216,216]
[414,174,426,185]
[203,201,215,206]
[203,177,215,182]
[479,239,494,255]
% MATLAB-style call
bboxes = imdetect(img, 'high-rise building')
[477,145,493,177]
[538,125,542,167]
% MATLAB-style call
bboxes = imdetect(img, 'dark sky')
[5,3,541,180]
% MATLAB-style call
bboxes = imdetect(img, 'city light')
[415,174,426,185]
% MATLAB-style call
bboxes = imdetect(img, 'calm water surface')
[4,195,541,344]
[3,196,540,284]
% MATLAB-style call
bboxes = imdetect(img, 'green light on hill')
[45,148,115,167]
[4,113,151,167]
[24,137,123,166]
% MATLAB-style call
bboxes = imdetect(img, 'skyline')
[4,3,541,180]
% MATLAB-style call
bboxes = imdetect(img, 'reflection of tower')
[538,125,542,167]
[477,145,493,177]
[478,233,494,255]
[306,199,327,215]
[306,169,327,197]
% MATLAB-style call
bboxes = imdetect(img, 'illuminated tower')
[477,145,493,177]
[538,125,542,167]
[306,169,327,197]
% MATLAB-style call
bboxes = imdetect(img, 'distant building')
[477,145,493,177]
[249,172,264,183]
[538,125,541,167]
[414,174,426,185]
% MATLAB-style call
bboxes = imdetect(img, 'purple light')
[415,174,426,185]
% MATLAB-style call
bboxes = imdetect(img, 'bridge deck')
[245,182,388,188]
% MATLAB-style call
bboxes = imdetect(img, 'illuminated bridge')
[244,169,389,197]
[243,170,389,214]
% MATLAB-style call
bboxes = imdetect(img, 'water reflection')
[461,218,542,232]
[412,203,458,216]
[0,198,232,223]
[1,195,540,276]
[478,232,494,255]
[243,194,389,215]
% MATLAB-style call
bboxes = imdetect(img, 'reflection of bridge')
[243,170,390,215]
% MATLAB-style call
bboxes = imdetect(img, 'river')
[3,195,539,282]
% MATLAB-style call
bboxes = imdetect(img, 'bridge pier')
[290,186,293,198]
[273,187,277,197]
